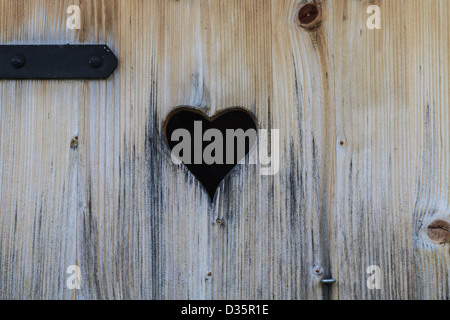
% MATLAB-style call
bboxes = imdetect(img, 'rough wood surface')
[0,0,449,300]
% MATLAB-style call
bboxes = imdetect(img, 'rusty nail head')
[298,3,321,28]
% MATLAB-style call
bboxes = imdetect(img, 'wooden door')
[0,0,449,300]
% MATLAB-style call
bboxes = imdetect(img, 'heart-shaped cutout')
[163,107,258,200]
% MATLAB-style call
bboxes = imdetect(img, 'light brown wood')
[0,0,449,299]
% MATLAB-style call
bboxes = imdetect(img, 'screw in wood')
[216,218,223,226]
[298,3,321,29]
[11,54,26,68]
[89,55,104,68]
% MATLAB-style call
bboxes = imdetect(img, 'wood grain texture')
[0,0,449,300]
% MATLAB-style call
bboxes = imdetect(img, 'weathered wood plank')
[324,0,450,300]
[0,81,80,299]
[0,0,449,300]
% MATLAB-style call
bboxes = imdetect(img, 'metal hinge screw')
[11,54,26,68]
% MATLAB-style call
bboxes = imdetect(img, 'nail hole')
[427,219,450,244]
[70,136,79,149]
[216,219,223,226]
[313,266,323,275]
[298,3,321,29]
[340,141,344,146]
[207,272,212,277]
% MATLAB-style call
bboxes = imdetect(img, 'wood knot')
[298,3,322,29]
[427,219,450,244]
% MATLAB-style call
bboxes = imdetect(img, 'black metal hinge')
[0,44,118,79]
